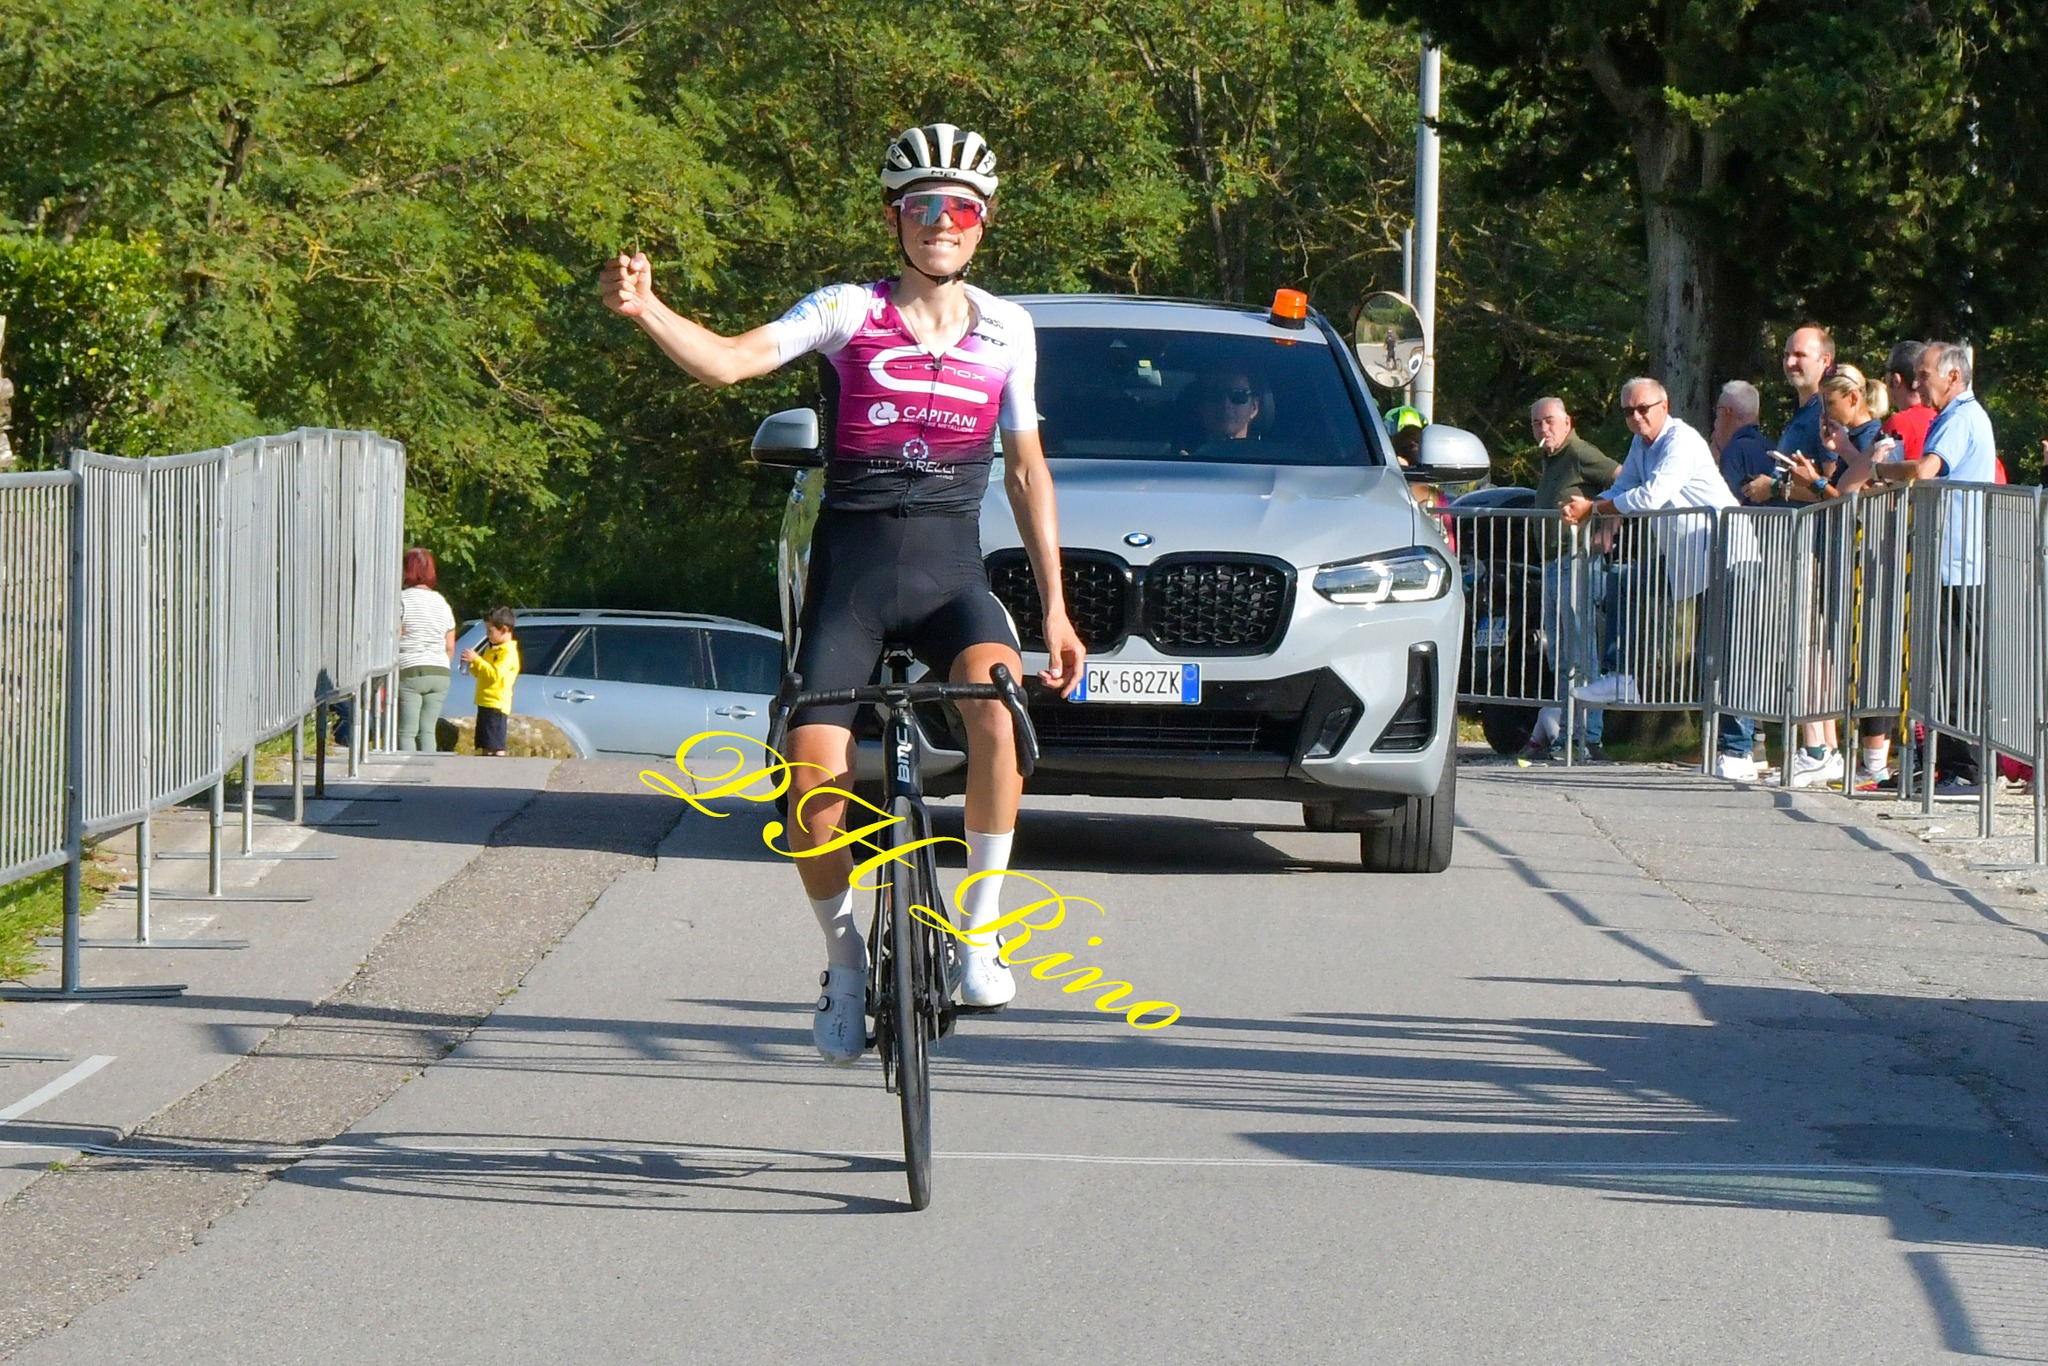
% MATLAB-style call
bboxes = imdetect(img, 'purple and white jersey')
[767,279,1038,515]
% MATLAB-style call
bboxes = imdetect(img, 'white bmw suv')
[759,292,1485,872]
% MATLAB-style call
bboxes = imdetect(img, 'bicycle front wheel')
[889,797,934,1211]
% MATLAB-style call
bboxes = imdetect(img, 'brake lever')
[988,664,1039,779]
[766,670,804,759]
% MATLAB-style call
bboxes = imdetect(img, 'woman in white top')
[396,547,458,751]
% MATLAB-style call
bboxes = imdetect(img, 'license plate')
[1471,617,1511,649]
[1072,663,1201,704]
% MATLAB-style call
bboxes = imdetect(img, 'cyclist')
[600,122,1086,1064]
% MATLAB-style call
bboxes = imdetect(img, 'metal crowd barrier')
[1441,482,2048,861]
[0,429,407,1000]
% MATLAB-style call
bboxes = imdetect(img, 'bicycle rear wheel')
[889,796,934,1210]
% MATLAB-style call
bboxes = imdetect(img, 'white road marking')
[0,1055,114,1123]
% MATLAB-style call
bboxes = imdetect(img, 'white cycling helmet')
[881,123,999,199]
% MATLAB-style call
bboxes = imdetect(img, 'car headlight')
[1313,548,1450,606]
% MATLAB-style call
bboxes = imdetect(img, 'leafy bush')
[0,233,173,464]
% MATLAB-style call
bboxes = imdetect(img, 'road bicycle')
[766,648,1039,1211]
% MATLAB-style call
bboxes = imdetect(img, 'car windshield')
[1033,325,1377,466]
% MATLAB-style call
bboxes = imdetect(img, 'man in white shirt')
[1560,377,1760,780]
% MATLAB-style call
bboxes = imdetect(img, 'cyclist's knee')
[959,696,1016,749]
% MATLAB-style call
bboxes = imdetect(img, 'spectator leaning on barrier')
[1778,326,1835,462]
[1775,364,1897,787]
[1869,340,1997,793]
[1713,380,1781,506]
[1561,377,1762,780]
[1881,341,1933,463]
[1524,397,1620,763]
[396,548,458,752]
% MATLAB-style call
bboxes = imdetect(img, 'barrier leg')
[291,722,305,825]
[2036,745,2046,866]
[1980,736,1995,840]
[383,670,399,752]
[1923,732,1938,814]
[348,685,363,778]
[240,749,256,856]
[209,779,224,896]
[157,746,335,864]
[137,817,151,944]
[145,776,312,903]
[315,703,328,798]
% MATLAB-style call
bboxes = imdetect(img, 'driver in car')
[1195,370,1262,443]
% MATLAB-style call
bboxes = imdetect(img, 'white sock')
[960,829,1015,955]
[1861,744,1887,774]
[809,890,864,969]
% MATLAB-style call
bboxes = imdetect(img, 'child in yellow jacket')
[461,606,521,756]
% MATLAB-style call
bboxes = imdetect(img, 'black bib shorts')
[789,509,1020,730]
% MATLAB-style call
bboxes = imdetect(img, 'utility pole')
[1412,38,1442,421]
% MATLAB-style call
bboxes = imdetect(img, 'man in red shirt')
[1880,340,1934,461]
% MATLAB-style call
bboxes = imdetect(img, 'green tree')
[1356,0,2048,433]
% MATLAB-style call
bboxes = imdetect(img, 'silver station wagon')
[757,292,1485,872]
[445,610,782,760]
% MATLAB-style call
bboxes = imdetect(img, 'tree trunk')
[1580,41,1724,429]
[1632,117,1715,428]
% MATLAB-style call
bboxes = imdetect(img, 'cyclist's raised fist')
[600,252,655,319]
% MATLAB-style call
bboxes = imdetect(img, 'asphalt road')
[10,763,2048,1364]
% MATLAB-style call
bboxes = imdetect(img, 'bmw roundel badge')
[1124,532,1153,547]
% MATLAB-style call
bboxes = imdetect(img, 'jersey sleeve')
[996,304,1040,433]
[766,283,870,365]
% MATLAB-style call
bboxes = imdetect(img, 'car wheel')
[1303,803,1336,832]
[1478,704,1540,756]
[1359,744,1456,874]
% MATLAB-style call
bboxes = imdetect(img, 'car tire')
[1303,803,1336,832]
[1359,744,1455,874]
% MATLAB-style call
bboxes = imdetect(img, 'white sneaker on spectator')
[1711,751,1761,782]
[1788,748,1845,789]
[1573,673,1641,705]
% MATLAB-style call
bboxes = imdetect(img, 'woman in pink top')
[600,123,1084,1063]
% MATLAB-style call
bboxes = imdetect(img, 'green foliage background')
[2,0,2042,621]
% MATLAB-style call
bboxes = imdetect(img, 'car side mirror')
[1410,424,1490,480]
[750,407,824,469]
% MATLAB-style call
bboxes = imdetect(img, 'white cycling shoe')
[813,966,867,1065]
[958,944,1017,1008]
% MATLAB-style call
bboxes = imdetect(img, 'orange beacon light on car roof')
[1269,288,1309,329]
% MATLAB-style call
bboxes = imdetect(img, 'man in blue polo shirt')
[1778,326,1834,462]
[1871,340,1997,791]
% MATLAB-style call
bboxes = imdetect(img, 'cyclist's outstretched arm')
[1002,426,1086,696]
[600,252,782,387]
